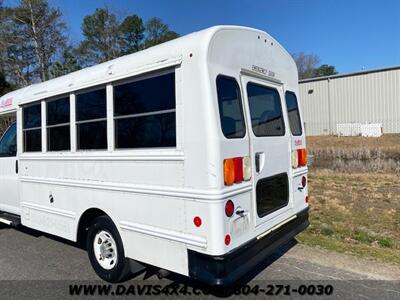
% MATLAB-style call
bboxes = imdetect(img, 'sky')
[6,0,400,74]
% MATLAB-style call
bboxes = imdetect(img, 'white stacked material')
[336,123,382,137]
[360,123,383,137]
[337,123,361,136]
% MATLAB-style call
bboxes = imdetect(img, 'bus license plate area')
[231,215,249,237]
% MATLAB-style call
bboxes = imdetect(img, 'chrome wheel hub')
[93,230,118,270]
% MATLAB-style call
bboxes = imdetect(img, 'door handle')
[15,160,18,174]
[255,152,264,173]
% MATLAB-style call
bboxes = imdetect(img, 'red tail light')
[233,157,243,182]
[301,176,307,188]
[224,234,231,246]
[225,200,234,217]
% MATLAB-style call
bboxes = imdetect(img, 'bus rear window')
[285,91,302,136]
[216,76,246,139]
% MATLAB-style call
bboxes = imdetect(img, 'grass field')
[299,134,400,265]
[307,134,400,173]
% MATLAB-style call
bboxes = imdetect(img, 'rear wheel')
[87,216,131,282]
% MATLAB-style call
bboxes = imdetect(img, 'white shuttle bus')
[0,26,309,284]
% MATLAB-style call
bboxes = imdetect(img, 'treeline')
[0,0,179,95]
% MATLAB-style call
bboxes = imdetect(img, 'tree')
[79,8,122,66]
[0,71,12,96]
[50,46,81,79]
[1,0,67,86]
[119,15,145,54]
[292,52,320,80]
[314,64,338,77]
[144,17,179,49]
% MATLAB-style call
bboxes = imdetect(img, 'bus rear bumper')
[187,207,309,286]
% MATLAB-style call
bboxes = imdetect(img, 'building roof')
[299,65,400,83]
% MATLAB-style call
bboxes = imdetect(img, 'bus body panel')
[0,26,308,281]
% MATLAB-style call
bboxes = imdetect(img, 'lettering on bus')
[252,65,276,78]
[0,98,13,109]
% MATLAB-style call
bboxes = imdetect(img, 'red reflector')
[225,200,234,217]
[302,176,307,188]
[233,157,243,182]
[224,234,231,246]
[193,216,202,227]
[305,196,309,203]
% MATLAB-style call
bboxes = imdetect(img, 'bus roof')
[0,25,295,114]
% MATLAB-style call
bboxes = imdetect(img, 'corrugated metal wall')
[299,68,400,136]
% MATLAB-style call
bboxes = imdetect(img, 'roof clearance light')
[242,156,252,181]
[224,159,235,186]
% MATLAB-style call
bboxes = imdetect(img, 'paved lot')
[0,224,399,299]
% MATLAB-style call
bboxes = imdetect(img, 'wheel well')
[77,208,108,248]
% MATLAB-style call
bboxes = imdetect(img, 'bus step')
[0,212,21,227]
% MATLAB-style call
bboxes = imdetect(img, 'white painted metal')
[0,26,308,277]
[299,67,400,136]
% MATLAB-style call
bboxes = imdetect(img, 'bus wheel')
[87,215,131,282]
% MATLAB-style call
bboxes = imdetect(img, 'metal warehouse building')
[299,66,400,136]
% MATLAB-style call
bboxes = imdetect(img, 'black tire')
[87,215,131,283]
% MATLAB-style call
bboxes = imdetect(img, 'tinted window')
[115,113,175,149]
[114,72,176,149]
[0,123,17,157]
[47,97,70,126]
[76,88,108,150]
[114,73,175,116]
[23,104,42,152]
[23,104,41,129]
[247,83,285,136]
[285,92,302,136]
[216,76,246,138]
[48,125,70,151]
[77,121,107,150]
[24,129,41,152]
[76,89,107,121]
[256,173,289,217]
[47,97,70,151]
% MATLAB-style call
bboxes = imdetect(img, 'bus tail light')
[233,157,243,182]
[291,151,299,169]
[292,149,307,168]
[224,159,235,185]
[224,156,251,186]
[301,176,307,188]
[243,156,251,181]
[298,149,308,167]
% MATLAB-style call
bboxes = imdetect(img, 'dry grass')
[298,170,400,264]
[307,134,400,173]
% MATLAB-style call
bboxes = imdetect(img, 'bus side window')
[285,91,302,136]
[0,123,17,157]
[216,76,246,139]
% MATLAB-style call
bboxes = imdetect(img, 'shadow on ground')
[0,223,297,297]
